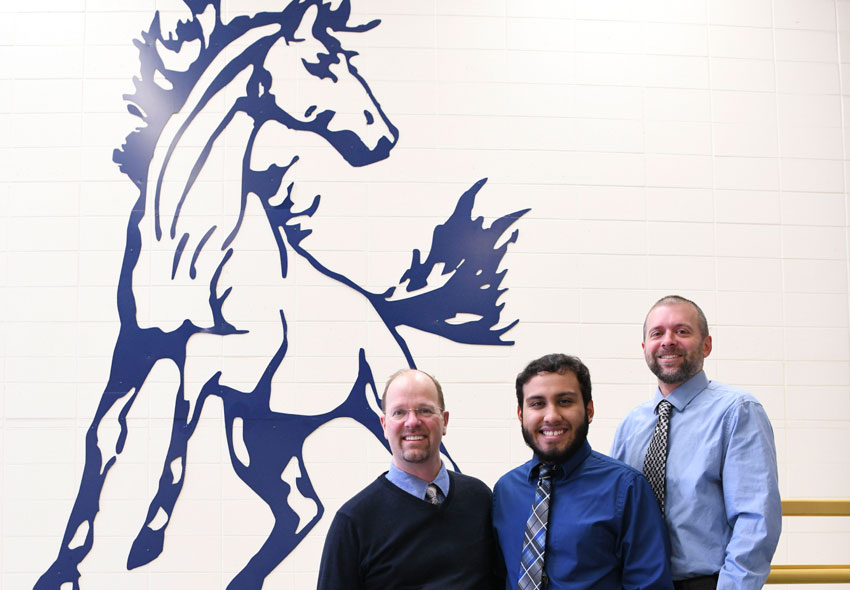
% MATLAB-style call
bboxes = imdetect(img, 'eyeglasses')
[385,407,443,421]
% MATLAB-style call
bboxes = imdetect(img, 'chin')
[522,420,590,464]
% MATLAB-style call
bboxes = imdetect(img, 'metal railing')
[766,499,850,584]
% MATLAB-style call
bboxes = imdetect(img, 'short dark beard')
[647,349,702,385]
[520,414,590,464]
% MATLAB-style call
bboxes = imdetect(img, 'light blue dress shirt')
[385,462,450,502]
[611,371,781,590]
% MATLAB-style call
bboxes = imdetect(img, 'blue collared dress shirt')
[386,462,450,501]
[493,440,673,590]
[610,371,781,589]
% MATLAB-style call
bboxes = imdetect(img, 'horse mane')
[113,0,378,188]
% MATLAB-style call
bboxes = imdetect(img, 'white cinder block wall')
[2,0,849,588]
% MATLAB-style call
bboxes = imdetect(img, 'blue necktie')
[518,464,553,590]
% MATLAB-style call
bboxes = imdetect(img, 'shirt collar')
[528,439,592,482]
[653,370,709,412]
[386,462,450,499]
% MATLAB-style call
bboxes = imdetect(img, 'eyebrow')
[648,323,694,333]
[388,403,439,410]
[525,391,579,402]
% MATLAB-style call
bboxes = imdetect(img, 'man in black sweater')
[317,369,502,589]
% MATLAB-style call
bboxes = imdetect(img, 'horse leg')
[221,350,390,589]
[225,453,324,590]
[34,382,142,590]
[126,372,214,568]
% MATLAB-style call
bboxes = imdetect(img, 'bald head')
[643,294,709,341]
[381,369,445,413]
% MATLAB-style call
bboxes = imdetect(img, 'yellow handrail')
[766,499,850,585]
[768,565,850,584]
[780,499,850,517]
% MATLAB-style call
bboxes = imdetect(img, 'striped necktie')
[643,399,673,511]
[518,463,554,590]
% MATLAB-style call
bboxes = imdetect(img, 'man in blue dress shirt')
[493,353,673,589]
[611,295,781,590]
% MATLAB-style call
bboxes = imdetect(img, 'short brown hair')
[643,295,709,340]
[515,353,592,408]
[381,369,445,412]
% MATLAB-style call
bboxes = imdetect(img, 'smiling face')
[518,371,593,464]
[380,371,449,481]
[643,302,712,395]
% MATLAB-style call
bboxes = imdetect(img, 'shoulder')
[449,470,492,497]
[705,380,759,404]
[690,381,776,447]
[493,462,534,522]
[613,398,656,439]
[336,474,396,518]
[620,397,657,423]
[701,380,768,417]
[583,451,656,511]
[585,450,645,483]
[494,460,532,492]
[447,471,493,518]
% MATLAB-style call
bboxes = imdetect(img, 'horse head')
[260,0,399,167]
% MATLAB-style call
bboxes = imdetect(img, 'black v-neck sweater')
[317,470,503,589]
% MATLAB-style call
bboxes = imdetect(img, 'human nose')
[543,404,560,423]
[403,409,422,427]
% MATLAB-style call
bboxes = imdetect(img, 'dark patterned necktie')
[643,399,673,511]
[425,483,441,505]
[518,464,553,590]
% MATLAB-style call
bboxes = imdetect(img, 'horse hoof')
[127,527,165,569]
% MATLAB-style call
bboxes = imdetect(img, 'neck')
[658,381,679,396]
[393,458,442,483]
[658,369,702,396]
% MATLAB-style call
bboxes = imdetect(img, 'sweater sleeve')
[317,511,362,590]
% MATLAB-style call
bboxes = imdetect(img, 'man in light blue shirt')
[611,295,781,590]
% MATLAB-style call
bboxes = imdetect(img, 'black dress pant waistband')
[673,573,719,590]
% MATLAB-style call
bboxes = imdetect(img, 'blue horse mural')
[35,1,528,588]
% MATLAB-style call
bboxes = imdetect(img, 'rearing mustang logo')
[36,2,528,588]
